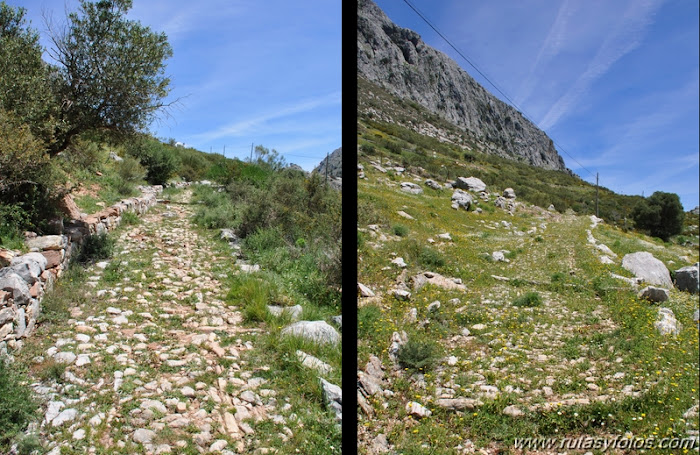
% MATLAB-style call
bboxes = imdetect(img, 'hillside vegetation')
[356,113,699,453]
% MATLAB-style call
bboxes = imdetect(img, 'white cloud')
[189,91,341,143]
[538,0,666,130]
[515,0,576,105]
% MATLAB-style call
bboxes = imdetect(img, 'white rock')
[406,401,431,418]
[503,405,524,417]
[133,428,156,444]
[52,408,78,427]
[391,257,407,268]
[54,351,77,364]
[75,354,91,367]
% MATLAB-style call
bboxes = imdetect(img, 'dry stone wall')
[0,185,162,356]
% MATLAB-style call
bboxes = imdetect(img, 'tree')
[0,2,59,146]
[632,191,684,241]
[48,0,173,155]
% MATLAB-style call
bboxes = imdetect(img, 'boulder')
[425,179,441,190]
[280,320,340,345]
[494,196,507,209]
[674,263,699,294]
[621,252,672,288]
[451,189,472,210]
[503,188,516,199]
[400,182,423,194]
[654,308,681,336]
[454,177,486,192]
[638,286,669,303]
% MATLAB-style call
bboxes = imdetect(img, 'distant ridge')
[313,147,342,189]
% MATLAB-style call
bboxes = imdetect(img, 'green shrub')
[392,224,409,236]
[16,434,41,455]
[0,110,64,234]
[512,291,542,307]
[360,144,375,154]
[116,154,146,183]
[632,191,685,241]
[61,138,104,172]
[397,338,440,372]
[76,233,115,263]
[245,226,286,253]
[0,360,38,449]
[125,137,179,185]
[419,246,445,268]
[120,211,140,226]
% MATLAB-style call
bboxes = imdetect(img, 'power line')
[400,0,597,180]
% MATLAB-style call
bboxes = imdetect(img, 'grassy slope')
[358,77,690,231]
[357,124,699,453]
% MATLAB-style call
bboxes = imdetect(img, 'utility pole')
[223,145,225,158]
[595,172,599,218]
[324,152,329,185]
[249,143,254,162]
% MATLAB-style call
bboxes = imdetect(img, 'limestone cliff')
[358,0,566,171]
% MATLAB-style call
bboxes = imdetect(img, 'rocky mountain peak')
[358,0,567,171]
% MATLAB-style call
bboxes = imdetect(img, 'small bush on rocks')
[76,232,115,263]
[397,338,441,372]
[392,224,409,236]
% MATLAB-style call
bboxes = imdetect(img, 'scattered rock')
[451,189,472,210]
[267,304,303,320]
[280,320,341,345]
[400,182,423,194]
[406,401,431,418]
[320,378,342,422]
[133,428,157,444]
[52,408,78,427]
[638,286,670,303]
[391,257,407,268]
[358,282,375,297]
[391,289,411,301]
[424,179,441,190]
[503,405,524,417]
[675,263,699,294]
[454,177,486,192]
[621,252,672,287]
[655,308,681,336]
[503,188,516,199]
[297,350,333,375]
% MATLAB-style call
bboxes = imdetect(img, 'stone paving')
[32,191,294,454]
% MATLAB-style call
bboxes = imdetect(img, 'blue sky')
[13,0,341,171]
[374,0,699,210]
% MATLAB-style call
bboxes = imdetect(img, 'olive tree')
[632,191,685,241]
[48,0,173,155]
[0,2,58,145]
